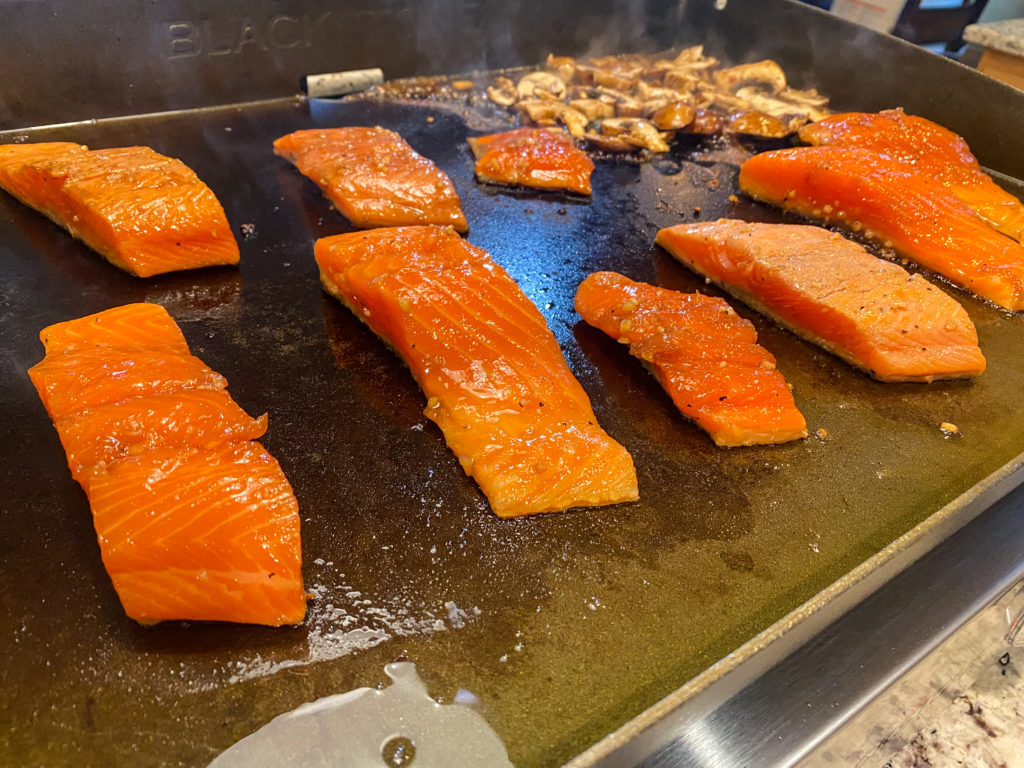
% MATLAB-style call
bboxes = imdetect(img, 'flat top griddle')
[3,90,1024,768]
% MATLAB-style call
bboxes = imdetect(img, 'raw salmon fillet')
[0,143,239,277]
[468,128,595,195]
[89,442,303,627]
[28,303,305,626]
[315,225,638,517]
[739,147,1024,311]
[273,127,468,232]
[575,271,807,447]
[799,109,1024,242]
[656,220,986,383]
[56,390,267,491]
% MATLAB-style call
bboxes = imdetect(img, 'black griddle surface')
[3,97,1024,768]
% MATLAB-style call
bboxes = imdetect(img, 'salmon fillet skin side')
[0,142,239,277]
[575,271,808,447]
[314,225,639,518]
[27,303,306,627]
[655,220,986,383]
[273,127,468,232]
[738,147,1024,312]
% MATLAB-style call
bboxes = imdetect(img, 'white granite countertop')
[964,18,1024,58]
[800,582,1024,767]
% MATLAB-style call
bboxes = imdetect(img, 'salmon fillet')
[273,127,468,232]
[56,390,268,491]
[315,225,638,517]
[739,147,1024,312]
[28,303,305,626]
[39,300,190,356]
[656,220,986,383]
[0,143,239,277]
[799,109,1024,242]
[468,128,595,195]
[575,271,807,447]
[90,441,304,627]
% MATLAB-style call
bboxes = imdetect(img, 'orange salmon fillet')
[315,225,638,517]
[575,271,807,447]
[273,127,468,232]
[799,109,1024,242]
[739,147,1024,312]
[0,143,239,277]
[28,303,305,626]
[39,300,190,356]
[56,390,268,491]
[656,220,986,383]
[468,128,595,195]
[90,441,304,627]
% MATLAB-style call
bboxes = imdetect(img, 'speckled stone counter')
[964,19,1024,90]
[799,582,1024,767]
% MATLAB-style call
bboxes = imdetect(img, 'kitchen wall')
[979,0,1024,21]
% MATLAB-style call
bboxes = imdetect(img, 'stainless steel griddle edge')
[576,455,1024,767]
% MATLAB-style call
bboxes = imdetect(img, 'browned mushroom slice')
[651,101,697,131]
[706,89,753,113]
[517,71,567,101]
[636,82,689,105]
[583,131,636,153]
[558,107,590,139]
[546,53,577,83]
[517,100,562,125]
[683,109,725,135]
[657,45,719,72]
[725,110,792,139]
[600,118,671,153]
[734,90,818,130]
[569,98,615,121]
[487,76,517,107]
[714,60,787,95]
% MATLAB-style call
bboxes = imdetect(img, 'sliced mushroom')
[558,107,589,138]
[714,60,787,95]
[636,81,688,104]
[517,71,567,101]
[486,76,516,107]
[735,87,819,128]
[651,101,697,131]
[600,118,670,153]
[583,131,636,153]
[656,45,719,72]
[569,98,615,121]
[780,86,830,108]
[683,109,725,135]
[546,53,577,83]
[517,100,561,125]
[705,89,752,112]
[726,110,792,139]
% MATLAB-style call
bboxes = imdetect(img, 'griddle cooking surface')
[3,97,1024,768]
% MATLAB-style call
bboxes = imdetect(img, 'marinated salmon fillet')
[575,271,807,447]
[739,147,1024,311]
[656,220,986,382]
[274,127,468,232]
[315,225,638,517]
[90,441,304,627]
[28,303,305,626]
[468,128,595,195]
[56,390,267,491]
[799,109,1024,242]
[0,143,239,277]
[39,300,190,356]
[29,347,227,421]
